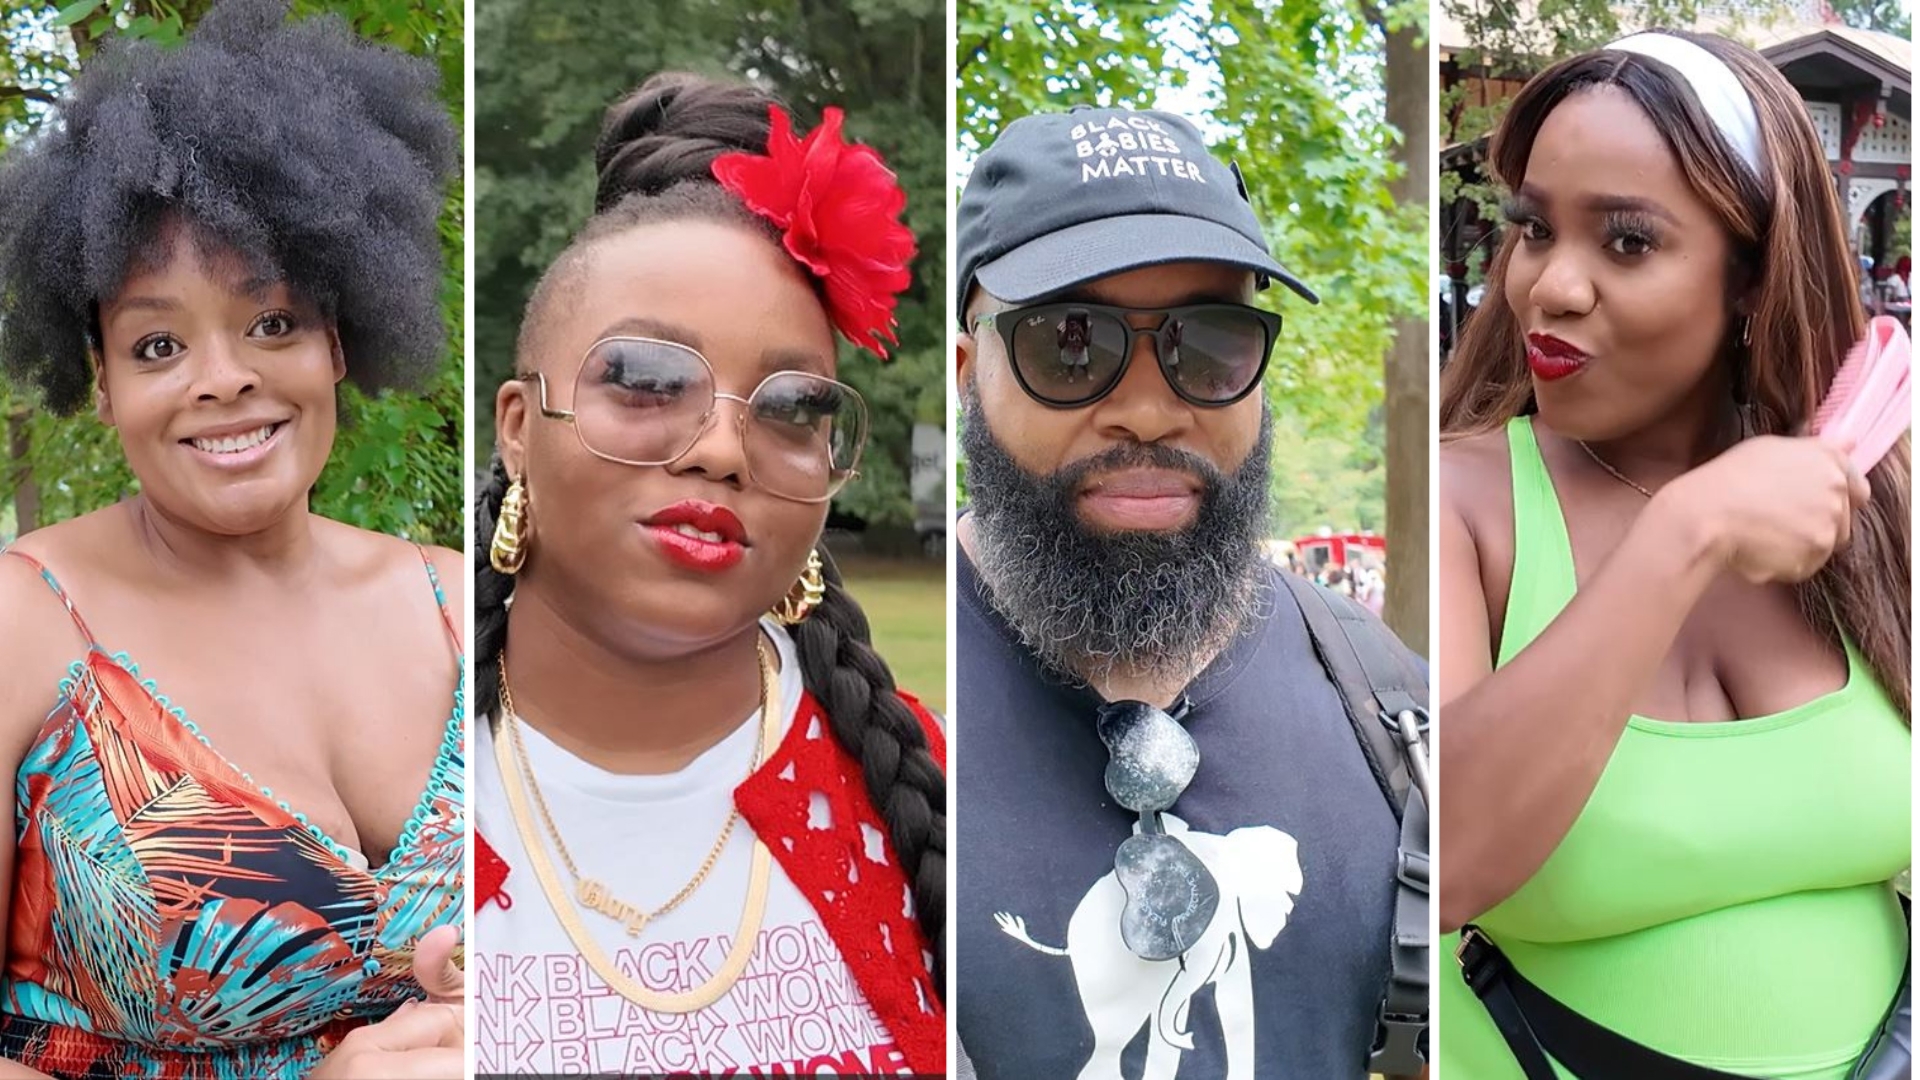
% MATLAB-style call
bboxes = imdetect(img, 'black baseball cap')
[956,105,1318,325]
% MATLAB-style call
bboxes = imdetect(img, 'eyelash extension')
[790,385,845,409]
[1602,211,1661,253]
[1500,195,1551,241]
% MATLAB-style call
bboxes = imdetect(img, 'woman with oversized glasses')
[471,73,946,1076]
[0,2,464,1077]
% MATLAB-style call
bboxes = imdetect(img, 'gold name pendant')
[578,878,650,936]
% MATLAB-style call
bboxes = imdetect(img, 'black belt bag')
[1458,925,1913,1080]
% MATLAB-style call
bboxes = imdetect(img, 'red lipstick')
[1526,333,1591,382]
[640,500,749,572]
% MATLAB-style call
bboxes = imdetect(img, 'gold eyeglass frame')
[517,336,867,505]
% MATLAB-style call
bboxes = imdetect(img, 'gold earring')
[490,478,531,575]
[1741,316,1752,346]
[772,549,827,625]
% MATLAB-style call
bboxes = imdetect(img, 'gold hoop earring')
[772,550,827,626]
[1741,316,1752,347]
[490,478,531,575]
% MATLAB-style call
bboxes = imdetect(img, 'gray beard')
[961,392,1275,687]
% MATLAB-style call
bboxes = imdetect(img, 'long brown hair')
[1440,30,1911,718]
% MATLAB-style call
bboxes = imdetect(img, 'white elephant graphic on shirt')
[993,815,1305,1080]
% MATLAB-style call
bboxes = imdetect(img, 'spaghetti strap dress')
[0,547,466,1079]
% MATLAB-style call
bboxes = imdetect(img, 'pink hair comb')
[1812,315,1910,473]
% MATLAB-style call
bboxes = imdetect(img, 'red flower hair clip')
[712,105,917,358]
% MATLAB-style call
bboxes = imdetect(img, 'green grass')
[837,555,948,717]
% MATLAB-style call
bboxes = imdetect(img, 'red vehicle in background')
[1294,532,1386,573]
[1284,531,1389,614]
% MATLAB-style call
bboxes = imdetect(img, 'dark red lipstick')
[1526,333,1591,382]
[640,500,749,572]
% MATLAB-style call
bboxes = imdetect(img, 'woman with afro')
[0,1,465,1077]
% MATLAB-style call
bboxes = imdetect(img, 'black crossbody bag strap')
[1457,903,1913,1080]
[1279,573,1430,1078]
[1458,927,1753,1079]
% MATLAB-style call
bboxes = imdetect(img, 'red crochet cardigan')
[476,690,947,1076]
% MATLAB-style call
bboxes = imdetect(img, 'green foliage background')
[0,0,465,547]
[472,0,945,533]
[957,0,1429,540]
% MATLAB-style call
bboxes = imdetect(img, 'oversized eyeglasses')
[520,336,868,504]
[972,301,1281,409]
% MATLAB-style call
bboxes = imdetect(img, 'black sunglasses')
[972,301,1282,409]
[1097,697,1220,962]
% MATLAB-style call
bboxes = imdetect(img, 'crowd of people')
[1273,543,1389,616]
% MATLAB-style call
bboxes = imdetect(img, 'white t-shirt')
[473,623,905,1076]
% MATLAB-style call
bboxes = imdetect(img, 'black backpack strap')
[1279,572,1430,816]
[1278,571,1430,1078]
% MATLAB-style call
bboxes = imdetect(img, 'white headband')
[1605,32,1767,180]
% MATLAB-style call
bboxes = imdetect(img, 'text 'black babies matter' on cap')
[955,105,1320,325]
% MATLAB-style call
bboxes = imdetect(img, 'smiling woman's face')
[95,225,344,535]
[496,217,837,657]
[1502,84,1740,440]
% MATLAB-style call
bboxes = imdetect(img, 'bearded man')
[954,104,1429,1080]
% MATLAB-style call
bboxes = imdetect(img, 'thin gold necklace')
[1577,440,1656,498]
[493,636,779,1013]
[499,650,766,936]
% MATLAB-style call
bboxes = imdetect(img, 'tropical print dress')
[0,548,465,1079]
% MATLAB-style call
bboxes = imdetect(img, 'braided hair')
[477,72,947,996]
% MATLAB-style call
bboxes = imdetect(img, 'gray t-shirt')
[955,545,1408,1079]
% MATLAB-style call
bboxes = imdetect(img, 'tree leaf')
[54,0,102,28]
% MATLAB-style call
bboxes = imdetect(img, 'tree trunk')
[1382,17,1431,657]
[7,404,37,537]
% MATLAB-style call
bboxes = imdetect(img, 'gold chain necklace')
[499,649,766,936]
[1577,440,1656,499]
[493,636,779,1013]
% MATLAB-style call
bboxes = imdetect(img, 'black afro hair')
[0,0,459,415]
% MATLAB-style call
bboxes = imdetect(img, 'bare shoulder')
[0,542,66,641]
[1440,428,1512,493]
[312,520,464,645]
[314,518,433,577]
[7,503,130,570]
[1440,427,1520,646]
[1440,427,1515,537]
[0,523,102,760]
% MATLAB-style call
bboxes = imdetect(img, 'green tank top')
[1438,417,1910,1079]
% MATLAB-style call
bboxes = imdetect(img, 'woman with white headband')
[1436,29,1909,1079]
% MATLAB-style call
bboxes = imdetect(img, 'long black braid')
[477,71,947,997]
[474,453,514,714]
[791,550,947,993]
